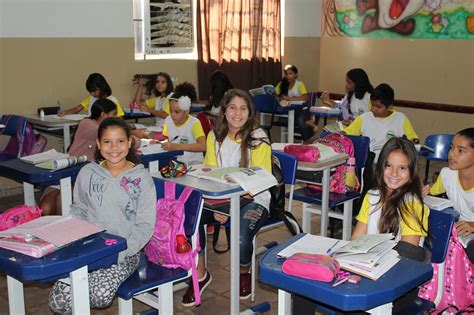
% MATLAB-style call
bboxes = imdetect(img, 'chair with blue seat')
[250,150,299,301]
[252,94,279,142]
[394,210,455,314]
[116,177,203,315]
[419,134,454,183]
[290,135,370,240]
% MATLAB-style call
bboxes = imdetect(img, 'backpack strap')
[164,180,176,198]
[178,186,193,204]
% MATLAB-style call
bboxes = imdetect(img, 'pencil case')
[284,145,320,163]
[282,253,340,282]
[0,205,42,231]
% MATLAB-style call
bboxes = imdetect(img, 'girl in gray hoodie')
[49,117,157,313]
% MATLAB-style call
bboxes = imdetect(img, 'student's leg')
[48,254,139,313]
[296,109,314,141]
[54,192,62,216]
[40,188,60,216]
[239,202,269,268]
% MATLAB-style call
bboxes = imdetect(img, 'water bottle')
[129,100,135,114]
[39,109,45,119]
[176,234,191,253]
[346,157,357,190]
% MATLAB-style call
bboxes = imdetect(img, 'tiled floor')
[0,158,445,314]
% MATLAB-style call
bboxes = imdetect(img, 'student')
[162,82,206,164]
[425,128,474,262]
[40,99,118,216]
[275,64,312,141]
[209,70,233,115]
[181,89,272,306]
[343,83,419,193]
[48,117,156,313]
[320,68,373,125]
[58,73,125,117]
[134,72,174,127]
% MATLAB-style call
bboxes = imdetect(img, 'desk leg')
[63,125,71,153]
[23,182,36,205]
[287,111,294,143]
[7,276,25,315]
[230,195,240,314]
[278,289,291,315]
[367,303,392,314]
[60,177,72,216]
[149,161,159,173]
[70,265,90,315]
[320,168,330,237]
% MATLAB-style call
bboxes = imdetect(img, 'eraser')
[348,275,361,284]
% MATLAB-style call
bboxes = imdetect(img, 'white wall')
[284,0,321,37]
[1,0,133,37]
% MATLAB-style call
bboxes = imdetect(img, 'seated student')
[40,99,118,216]
[209,70,233,116]
[342,83,419,193]
[275,64,313,141]
[58,73,125,117]
[293,137,429,315]
[134,72,174,127]
[424,128,474,262]
[181,89,272,307]
[161,82,206,164]
[320,68,373,126]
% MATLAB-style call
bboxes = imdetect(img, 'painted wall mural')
[322,0,474,39]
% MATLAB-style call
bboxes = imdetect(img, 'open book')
[20,149,68,165]
[249,84,275,97]
[323,121,345,134]
[188,164,277,196]
[423,195,453,211]
[279,100,306,107]
[459,234,474,249]
[309,106,341,115]
[0,216,103,258]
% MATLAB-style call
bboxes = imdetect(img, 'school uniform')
[144,95,171,127]
[335,92,371,120]
[80,95,124,117]
[275,79,307,97]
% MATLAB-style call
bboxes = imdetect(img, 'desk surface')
[259,233,433,312]
[0,232,126,282]
[275,103,307,115]
[0,159,87,186]
[138,150,183,168]
[24,114,79,126]
[297,153,348,171]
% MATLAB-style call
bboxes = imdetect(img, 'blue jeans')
[199,201,269,266]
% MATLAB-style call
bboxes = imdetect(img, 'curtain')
[197,0,282,99]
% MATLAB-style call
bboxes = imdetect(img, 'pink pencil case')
[282,253,340,282]
[0,205,42,231]
[284,145,320,162]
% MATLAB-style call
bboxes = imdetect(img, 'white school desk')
[25,114,80,152]
[259,103,306,143]
[151,173,245,314]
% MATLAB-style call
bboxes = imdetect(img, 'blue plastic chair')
[116,177,203,315]
[250,150,298,301]
[290,135,370,240]
[419,134,454,183]
[394,210,455,314]
[252,94,279,142]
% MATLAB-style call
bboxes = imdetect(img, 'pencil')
[326,239,341,254]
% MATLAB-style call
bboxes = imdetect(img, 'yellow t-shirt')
[356,191,429,237]
[144,96,170,114]
[275,80,307,97]
[80,95,124,117]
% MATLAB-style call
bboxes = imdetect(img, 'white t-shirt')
[335,92,371,120]
[163,115,204,164]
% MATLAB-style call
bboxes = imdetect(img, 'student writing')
[48,117,156,313]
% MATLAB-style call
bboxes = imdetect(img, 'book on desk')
[0,216,103,258]
[187,164,277,196]
[20,149,87,171]
[277,234,399,280]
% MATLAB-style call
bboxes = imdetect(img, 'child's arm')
[456,221,474,236]
[320,91,337,107]
[139,99,169,119]
[69,169,89,220]
[351,221,367,240]
[133,78,146,105]
[58,104,83,116]
[400,235,422,246]
[162,135,206,152]
[281,93,307,102]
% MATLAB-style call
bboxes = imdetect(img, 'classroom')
[0,0,473,314]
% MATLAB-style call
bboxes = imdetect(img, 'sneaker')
[181,271,212,307]
[240,272,252,300]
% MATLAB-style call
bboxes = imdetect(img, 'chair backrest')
[306,92,321,108]
[153,177,203,237]
[195,112,214,137]
[424,134,454,160]
[428,210,455,264]
[346,135,370,169]
[272,150,298,185]
[252,94,279,115]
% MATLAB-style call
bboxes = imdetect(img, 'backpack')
[2,115,47,157]
[144,181,202,305]
[307,133,359,194]
[418,226,474,313]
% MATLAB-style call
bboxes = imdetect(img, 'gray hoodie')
[71,162,157,262]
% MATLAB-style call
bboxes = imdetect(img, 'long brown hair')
[213,89,268,167]
[374,137,427,235]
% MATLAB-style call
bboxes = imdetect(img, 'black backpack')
[211,155,302,253]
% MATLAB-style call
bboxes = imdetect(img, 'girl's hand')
[139,104,150,113]
[132,128,148,139]
[213,213,229,224]
[422,184,431,198]
[161,141,175,151]
[320,91,330,104]
[281,95,290,101]
[456,221,474,236]
[57,111,65,117]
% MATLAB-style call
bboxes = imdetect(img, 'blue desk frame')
[138,150,183,173]
[0,232,126,315]
[259,233,433,314]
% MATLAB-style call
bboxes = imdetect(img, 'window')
[133,0,197,60]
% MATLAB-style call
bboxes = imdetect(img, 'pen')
[326,239,341,254]
[164,135,179,143]
[331,277,348,288]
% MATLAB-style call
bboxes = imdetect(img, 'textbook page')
[332,233,394,255]
[338,249,400,280]
[459,234,474,249]
[335,240,397,268]
[20,149,68,164]
[423,195,453,211]
[277,234,347,258]
[226,166,277,196]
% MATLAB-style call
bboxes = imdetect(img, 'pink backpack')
[144,181,202,305]
[418,226,474,313]
[0,205,42,231]
[1,115,47,157]
[307,133,359,194]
